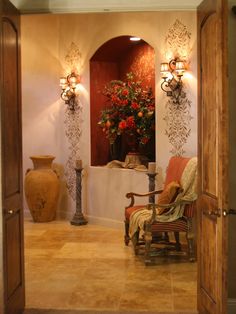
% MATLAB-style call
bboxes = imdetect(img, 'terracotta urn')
[24,155,60,222]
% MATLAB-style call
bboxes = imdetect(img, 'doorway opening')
[21,14,198,314]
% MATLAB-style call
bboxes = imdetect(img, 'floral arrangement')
[98,73,155,145]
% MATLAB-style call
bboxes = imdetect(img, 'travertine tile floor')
[24,218,197,312]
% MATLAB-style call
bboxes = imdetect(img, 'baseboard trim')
[86,215,123,229]
[228,298,236,314]
[24,210,123,230]
[24,210,31,219]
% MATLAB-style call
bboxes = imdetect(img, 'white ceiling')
[10,0,202,14]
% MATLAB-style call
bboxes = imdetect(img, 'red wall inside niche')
[90,40,155,166]
[90,61,119,166]
[119,43,155,92]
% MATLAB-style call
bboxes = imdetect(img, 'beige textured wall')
[21,15,69,218]
[21,11,197,223]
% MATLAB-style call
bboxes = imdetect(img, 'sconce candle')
[160,63,169,78]
[76,159,82,169]
[148,162,156,174]
[160,58,186,104]
[60,77,67,87]
[175,61,185,76]
[59,72,80,111]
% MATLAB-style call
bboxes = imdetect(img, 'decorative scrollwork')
[63,42,83,200]
[163,98,193,156]
[65,42,82,73]
[163,19,193,156]
[165,19,191,59]
[64,101,83,200]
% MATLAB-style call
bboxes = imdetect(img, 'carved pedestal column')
[70,167,88,226]
[146,173,157,204]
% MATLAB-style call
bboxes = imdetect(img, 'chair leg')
[186,233,195,262]
[144,224,152,265]
[174,232,181,251]
[131,230,140,255]
[164,232,169,242]
[124,218,130,246]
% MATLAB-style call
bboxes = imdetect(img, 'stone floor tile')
[24,219,197,312]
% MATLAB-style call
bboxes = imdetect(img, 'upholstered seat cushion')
[125,205,144,220]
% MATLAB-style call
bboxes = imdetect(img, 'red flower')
[140,137,149,144]
[119,120,127,129]
[148,105,155,111]
[122,99,128,106]
[131,102,140,110]
[111,95,117,102]
[126,116,136,128]
[122,89,129,96]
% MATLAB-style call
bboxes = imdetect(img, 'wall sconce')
[60,72,80,111]
[160,59,186,104]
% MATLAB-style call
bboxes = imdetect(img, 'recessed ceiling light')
[130,37,141,41]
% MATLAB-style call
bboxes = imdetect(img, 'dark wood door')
[1,0,25,313]
[197,0,228,313]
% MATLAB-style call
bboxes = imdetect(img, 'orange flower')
[106,120,111,128]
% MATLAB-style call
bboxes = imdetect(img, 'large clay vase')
[25,155,60,222]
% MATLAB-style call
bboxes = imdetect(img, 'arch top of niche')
[90,35,155,62]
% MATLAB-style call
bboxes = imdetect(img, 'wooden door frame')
[1,0,24,313]
[0,0,5,311]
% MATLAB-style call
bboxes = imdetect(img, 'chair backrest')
[164,156,191,188]
[164,156,196,218]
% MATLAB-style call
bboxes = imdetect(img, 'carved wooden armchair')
[124,156,197,264]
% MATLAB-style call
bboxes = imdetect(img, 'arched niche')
[90,35,155,166]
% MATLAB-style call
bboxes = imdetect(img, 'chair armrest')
[147,198,193,223]
[155,198,192,209]
[125,190,163,208]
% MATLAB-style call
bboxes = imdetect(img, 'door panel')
[2,18,21,199]
[200,12,218,311]
[6,213,22,297]
[197,0,228,314]
[1,0,24,313]
[202,14,218,197]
